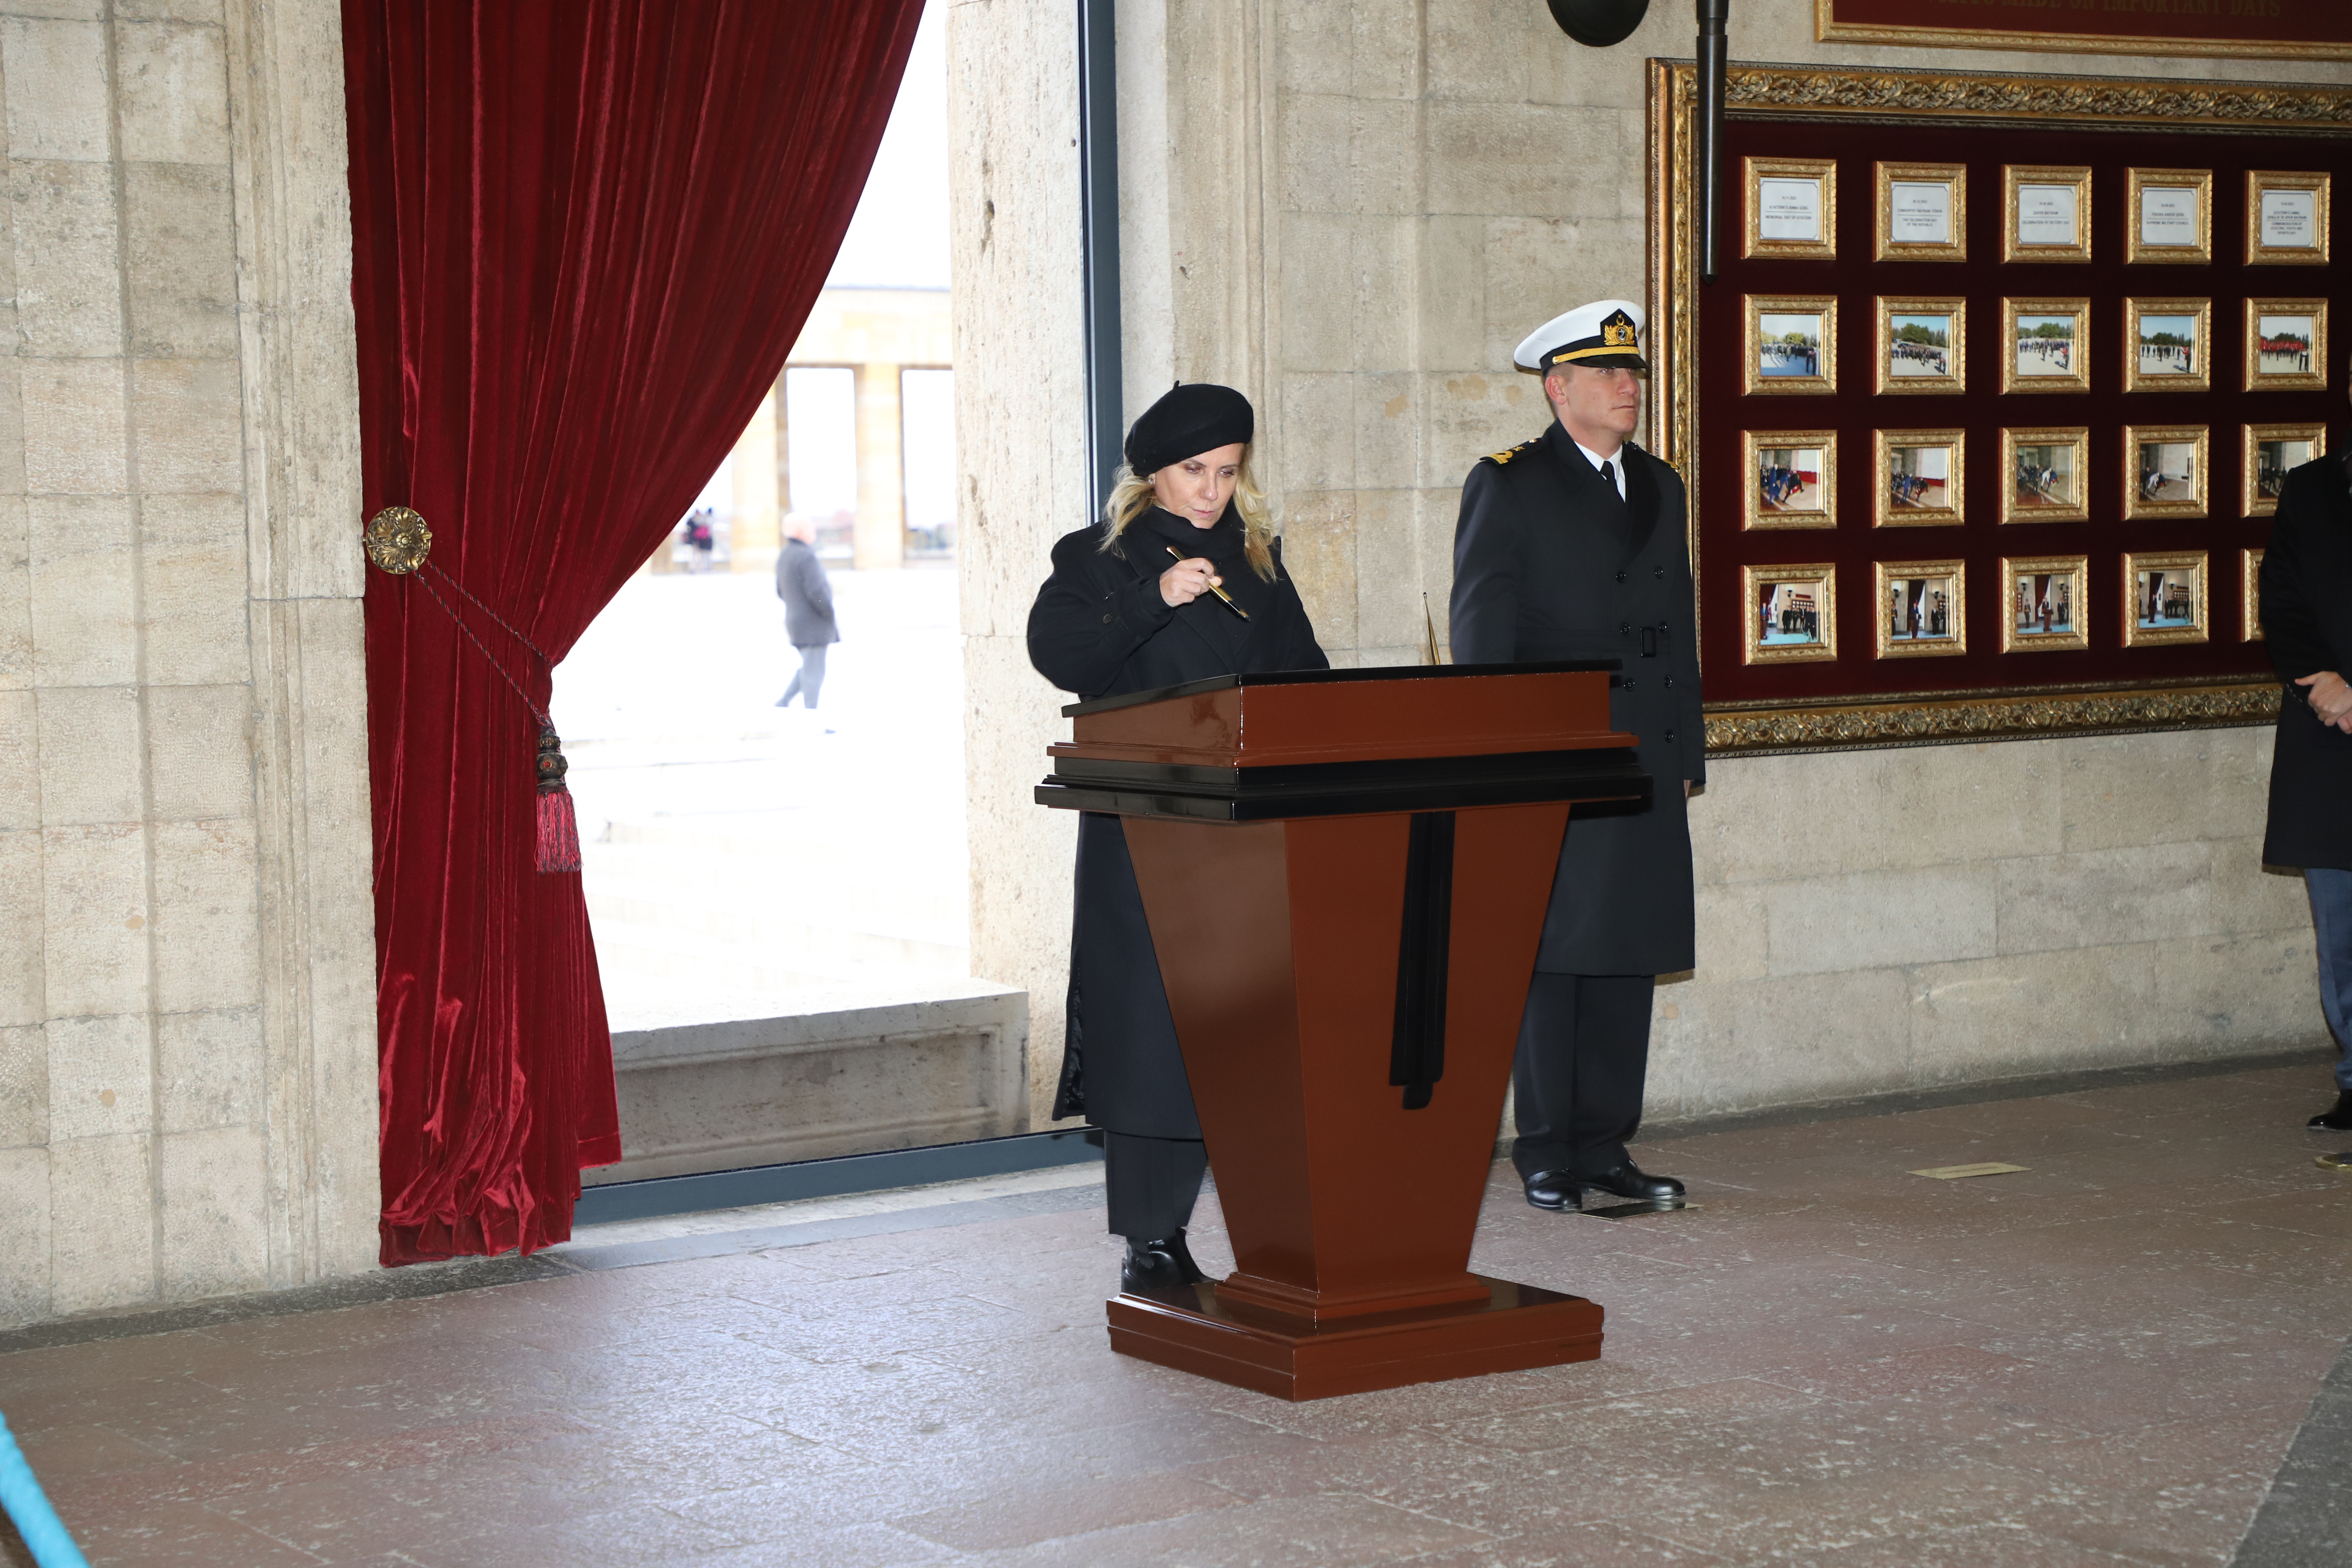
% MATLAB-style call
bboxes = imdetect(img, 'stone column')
[852,361,905,570]
[729,390,779,574]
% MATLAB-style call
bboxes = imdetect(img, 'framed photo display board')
[1648,59,2348,755]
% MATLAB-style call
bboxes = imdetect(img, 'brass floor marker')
[1910,1162,2029,1180]
[2314,1152,2352,1173]
[1582,1199,1701,1220]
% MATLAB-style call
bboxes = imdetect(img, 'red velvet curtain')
[345,0,925,1264]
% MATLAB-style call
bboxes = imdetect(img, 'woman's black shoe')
[2310,1092,2352,1130]
[1120,1230,1208,1293]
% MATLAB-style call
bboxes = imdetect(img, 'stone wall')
[0,0,375,1327]
[959,0,2351,1126]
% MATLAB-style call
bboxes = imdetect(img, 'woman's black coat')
[2260,452,2352,870]
[1027,507,1329,1134]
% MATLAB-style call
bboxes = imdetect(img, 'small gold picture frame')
[1742,430,1837,530]
[2242,423,2325,519]
[2122,297,2211,393]
[1874,559,1966,660]
[2004,165,2091,264]
[2000,426,2089,525]
[1743,562,1837,665]
[2001,555,2089,654]
[1874,428,1965,528]
[2123,424,2209,521]
[1876,297,1965,396]
[2244,299,2328,392]
[2246,171,2331,267]
[2124,168,2213,265]
[2243,548,2266,641]
[1876,162,1966,262]
[1744,157,1837,260]
[2122,551,2208,648]
[2001,298,2090,395]
[1744,296,1837,395]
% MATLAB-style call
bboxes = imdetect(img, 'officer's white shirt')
[1570,435,1629,501]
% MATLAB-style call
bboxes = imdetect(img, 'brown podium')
[1037,663,1647,1401]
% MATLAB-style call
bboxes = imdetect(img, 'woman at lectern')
[1027,382,1328,1293]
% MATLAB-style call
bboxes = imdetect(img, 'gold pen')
[1167,544,1249,619]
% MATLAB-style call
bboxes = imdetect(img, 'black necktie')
[1601,459,1617,498]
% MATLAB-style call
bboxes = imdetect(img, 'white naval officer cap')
[1514,299,1648,374]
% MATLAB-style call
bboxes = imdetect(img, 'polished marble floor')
[5,1060,2351,1567]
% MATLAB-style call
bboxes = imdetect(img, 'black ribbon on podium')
[1389,811,1457,1110]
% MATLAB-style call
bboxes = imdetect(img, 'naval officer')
[1449,300,1703,1212]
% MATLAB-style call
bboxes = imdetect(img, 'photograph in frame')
[2243,423,2326,518]
[2003,165,2091,263]
[1876,297,1965,395]
[1744,296,1838,394]
[1876,162,1966,262]
[2000,426,2089,525]
[2123,297,2211,392]
[1874,428,1965,528]
[1743,429,1837,530]
[2124,551,2209,648]
[2243,548,2265,641]
[2124,424,2210,521]
[1874,559,1966,660]
[1743,563,1838,665]
[2244,299,2328,392]
[2125,167,2213,265]
[2246,171,2331,266]
[2000,554,2089,654]
[1744,157,1837,260]
[2001,298,2090,394]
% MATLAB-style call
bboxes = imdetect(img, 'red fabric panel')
[1703,118,2347,706]
[344,0,924,1264]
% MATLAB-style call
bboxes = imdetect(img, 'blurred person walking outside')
[775,514,839,709]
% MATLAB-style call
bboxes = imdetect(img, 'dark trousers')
[2308,869,2352,1094]
[781,643,828,708]
[1510,972,1655,1179]
[1103,1131,1207,1242]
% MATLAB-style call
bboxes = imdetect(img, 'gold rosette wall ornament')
[363,506,433,574]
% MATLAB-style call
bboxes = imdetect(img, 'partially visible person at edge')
[775,515,839,711]
[1026,382,1328,1293]
[2259,446,2352,1154]
[1449,298,1703,1216]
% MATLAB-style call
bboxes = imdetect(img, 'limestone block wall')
[959,0,2352,1126]
[0,0,375,1327]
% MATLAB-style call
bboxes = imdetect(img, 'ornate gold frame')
[2000,426,2090,526]
[1744,156,1838,259]
[1741,429,1837,531]
[2246,170,2332,265]
[1743,294,1837,395]
[2004,165,2092,263]
[2124,167,2214,265]
[2122,551,2210,649]
[1873,428,1965,529]
[2244,298,2329,392]
[1742,563,1838,666]
[2243,548,2267,642]
[1873,559,1966,661]
[1814,0,2352,62]
[2123,424,2210,522]
[2000,555,2091,655]
[2000,297,2090,396]
[2242,423,2327,518]
[1875,162,1966,262]
[1875,296,1965,396]
[1647,59,2342,754]
[2122,297,2211,393]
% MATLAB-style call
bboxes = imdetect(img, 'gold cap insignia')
[1601,312,1637,348]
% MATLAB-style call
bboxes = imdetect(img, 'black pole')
[1076,0,1123,521]
[1697,0,1727,283]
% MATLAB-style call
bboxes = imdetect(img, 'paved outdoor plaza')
[4,1058,2348,1566]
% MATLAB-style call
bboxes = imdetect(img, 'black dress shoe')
[1120,1231,1208,1293]
[1524,1163,1687,1212]
[2310,1092,2352,1130]
[1521,1170,1582,1211]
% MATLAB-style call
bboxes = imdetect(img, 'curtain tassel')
[534,724,582,874]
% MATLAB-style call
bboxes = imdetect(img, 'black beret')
[1124,382,1254,476]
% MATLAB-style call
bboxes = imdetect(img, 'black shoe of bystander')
[2309,1092,2352,1130]
[1120,1231,1208,1293]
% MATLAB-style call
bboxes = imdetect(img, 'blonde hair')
[1099,447,1278,582]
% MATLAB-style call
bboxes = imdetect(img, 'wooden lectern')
[1037,664,1648,1401]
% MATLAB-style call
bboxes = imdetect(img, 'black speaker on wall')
[1544,0,1648,47]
